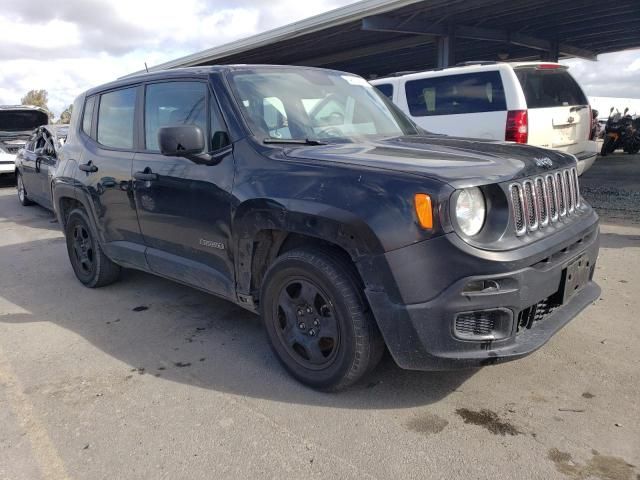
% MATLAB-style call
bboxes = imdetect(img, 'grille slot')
[535,177,549,227]
[510,183,526,236]
[510,167,580,237]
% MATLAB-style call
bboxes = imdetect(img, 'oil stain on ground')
[455,408,520,436]
[406,413,449,435]
[548,448,636,480]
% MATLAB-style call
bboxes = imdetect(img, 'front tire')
[260,248,384,391]
[16,172,34,206]
[64,208,121,288]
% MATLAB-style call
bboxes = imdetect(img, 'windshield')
[227,67,419,142]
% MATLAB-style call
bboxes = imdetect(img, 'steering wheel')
[316,127,344,139]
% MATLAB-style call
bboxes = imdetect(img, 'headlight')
[454,187,486,236]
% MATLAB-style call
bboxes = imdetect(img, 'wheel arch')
[232,198,386,306]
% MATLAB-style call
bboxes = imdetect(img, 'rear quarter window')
[515,68,588,108]
[374,83,394,100]
[405,71,506,117]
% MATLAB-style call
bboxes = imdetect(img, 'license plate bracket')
[562,254,590,303]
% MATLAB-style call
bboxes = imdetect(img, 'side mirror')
[610,107,615,113]
[158,125,205,157]
[624,107,629,115]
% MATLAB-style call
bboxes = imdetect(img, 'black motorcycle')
[622,114,640,154]
[601,107,638,156]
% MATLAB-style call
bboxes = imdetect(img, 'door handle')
[79,161,98,173]
[133,170,158,181]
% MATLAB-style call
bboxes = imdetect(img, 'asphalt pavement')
[0,160,638,479]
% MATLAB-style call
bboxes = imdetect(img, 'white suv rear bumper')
[0,153,16,175]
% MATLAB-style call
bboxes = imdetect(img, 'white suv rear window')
[515,68,588,108]
[404,71,506,117]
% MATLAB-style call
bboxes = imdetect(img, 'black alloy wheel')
[274,277,340,370]
[64,208,121,287]
[261,248,384,391]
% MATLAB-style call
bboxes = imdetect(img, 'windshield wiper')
[263,138,327,146]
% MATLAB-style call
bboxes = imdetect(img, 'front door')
[33,128,58,209]
[132,80,235,298]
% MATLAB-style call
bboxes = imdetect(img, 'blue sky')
[0,0,638,117]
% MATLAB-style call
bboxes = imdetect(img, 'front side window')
[405,71,506,117]
[97,88,136,149]
[227,67,418,142]
[144,82,207,152]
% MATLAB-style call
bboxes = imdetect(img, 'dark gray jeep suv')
[52,65,600,390]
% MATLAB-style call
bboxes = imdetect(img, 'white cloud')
[561,49,640,99]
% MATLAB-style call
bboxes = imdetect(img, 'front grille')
[517,296,561,332]
[509,167,580,236]
[454,309,513,341]
[455,312,495,336]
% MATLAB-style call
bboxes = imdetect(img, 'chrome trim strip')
[509,183,527,237]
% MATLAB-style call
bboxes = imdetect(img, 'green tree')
[21,89,53,120]
[58,104,73,124]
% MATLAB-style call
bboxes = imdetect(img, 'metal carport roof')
[143,0,640,77]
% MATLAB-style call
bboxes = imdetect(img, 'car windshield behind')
[227,67,419,142]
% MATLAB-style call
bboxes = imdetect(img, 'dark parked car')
[52,66,600,390]
[15,124,68,209]
[0,105,49,180]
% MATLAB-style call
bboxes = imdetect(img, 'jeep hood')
[282,135,577,188]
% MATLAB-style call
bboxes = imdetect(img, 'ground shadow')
[599,231,640,249]
[0,187,59,232]
[0,237,475,409]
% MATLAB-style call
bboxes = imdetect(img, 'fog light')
[454,308,513,341]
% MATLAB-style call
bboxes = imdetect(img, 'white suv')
[371,62,597,174]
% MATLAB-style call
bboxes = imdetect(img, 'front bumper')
[364,209,600,370]
[575,150,597,175]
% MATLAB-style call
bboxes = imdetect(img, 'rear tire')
[64,208,121,288]
[16,172,34,206]
[260,247,384,391]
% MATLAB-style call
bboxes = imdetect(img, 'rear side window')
[144,81,207,152]
[97,88,136,149]
[82,96,95,137]
[374,83,394,100]
[515,68,588,108]
[405,71,506,116]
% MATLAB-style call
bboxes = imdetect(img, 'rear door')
[76,87,146,267]
[514,65,591,155]
[400,70,508,139]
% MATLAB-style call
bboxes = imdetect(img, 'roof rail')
[455,61,500,66]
